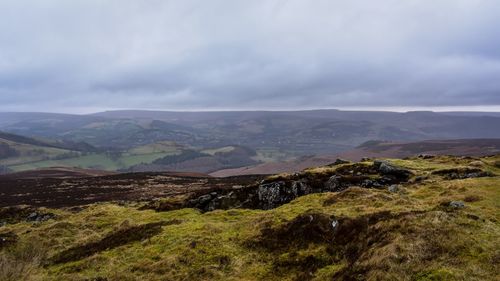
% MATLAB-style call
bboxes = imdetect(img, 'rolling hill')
[2,110,500,158]
[210,139,500,176]
[2,110,500,175]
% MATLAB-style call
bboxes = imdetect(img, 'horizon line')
[1,105,500,115]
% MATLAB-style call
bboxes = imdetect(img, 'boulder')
[324,175,342,192]
[291,179,312,195]
[197,194,212,205]
[258,181,296,209]
[374,160,412,179]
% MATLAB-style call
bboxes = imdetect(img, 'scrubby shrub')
[0,240,46,281]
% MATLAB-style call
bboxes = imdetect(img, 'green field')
[3,141,184,172]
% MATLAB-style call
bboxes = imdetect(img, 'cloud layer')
[1,0,499,112]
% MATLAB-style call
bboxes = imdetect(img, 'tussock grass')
[1,155,499,280]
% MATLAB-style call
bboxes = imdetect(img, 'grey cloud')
[0,0,499,112]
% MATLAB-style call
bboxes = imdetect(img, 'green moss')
[2,156,499,281]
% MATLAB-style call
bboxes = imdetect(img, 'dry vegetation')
[0,155,499,280]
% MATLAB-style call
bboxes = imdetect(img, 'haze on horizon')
[1,0,500,113]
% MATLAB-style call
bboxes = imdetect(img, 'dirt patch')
[50,220,181,264]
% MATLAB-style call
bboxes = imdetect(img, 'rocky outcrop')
[179,160,415,212]
[26,211,56,222]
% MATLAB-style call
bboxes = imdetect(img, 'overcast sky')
[1,0,500,113]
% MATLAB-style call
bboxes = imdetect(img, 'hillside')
[339,139,500,161]
[211,139,500,177]
[0,129,260,174]
[0,155,499,280]
[0,132,79,169]
[3,110,500,160]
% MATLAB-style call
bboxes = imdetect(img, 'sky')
[0,0,500,113]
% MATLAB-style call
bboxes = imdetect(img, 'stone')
[375,161,412,179]
[388,185,399,193]
[324,175,342,191]
[291,179,312,195]
[207,192,242,211]
[332,158,350,165]
[26,211,56,222]
[257,181,294,209]
[331,220,338,230]
[197,194,213,205]
[418,154,434,159]
[449,201,465,208]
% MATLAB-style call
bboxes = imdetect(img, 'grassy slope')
[1,156,499,281]
[0,139,73,166]
[6,141,183,172]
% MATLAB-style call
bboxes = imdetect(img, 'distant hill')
[0,130,259,174]
[3,110,500,158]
[210,139,500,176]
[2,110,500,174]
[340,139,500,160]
[0,131,97,152]
[0,131,79,167]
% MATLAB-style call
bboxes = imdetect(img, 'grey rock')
[26,211,56,222]
[373,160,387,169]
[331,220,338,230]
[449,201,465,208]
[207,192,242,211]
[197,194,212,205]
[291,179,312,195]
[27,212,38,221]
[332,158,350,165]
[324,175,342,191]
[388,185,399,193]
[258,181,295,209]
[377,161,412,179]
